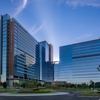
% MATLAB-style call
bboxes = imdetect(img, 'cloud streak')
[32,25,43,34]
[30,21,47,34]
[14,0,28,17]
[58,0,100,7]
[76,33,93,40]
[66,0,100,7]
[30,23,46,34]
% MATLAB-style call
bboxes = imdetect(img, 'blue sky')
[0,0,100,61]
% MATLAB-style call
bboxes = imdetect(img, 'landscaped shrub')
[13,82,19,88]
[38,83,42,86]
[17,90,51,93]
[21,82,26,88]
[2,82,7,89]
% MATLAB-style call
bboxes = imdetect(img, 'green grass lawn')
[16,88,56,94]
[67,88,100,96]
[78,89,100,96]
[0,87,56,94]
[0,88,16,92]
[54,87,100,96]
[1,87,100,96]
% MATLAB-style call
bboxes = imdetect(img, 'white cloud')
[14,0,28,17]
[30,24,43,34]
[58,0,100,7]
[30,21,46,34]
[29,25,36,33]
[32,25,43,34]
[77,33,93,40]
[67,0,100,7]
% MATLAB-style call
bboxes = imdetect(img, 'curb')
[0,92,69,96]
[77,95,100,97]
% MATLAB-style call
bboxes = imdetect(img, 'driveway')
[0,95,100,100]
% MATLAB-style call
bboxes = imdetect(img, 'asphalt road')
[0,95,100,100]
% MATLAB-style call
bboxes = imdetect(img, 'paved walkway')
[0,92,69,96]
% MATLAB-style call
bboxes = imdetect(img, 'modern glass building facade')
[0,14,54,86]
[55,39,100,84]
[0,15,1,76]
[12,18,40,82]
[1,14,10,84]
[39,41,54,82]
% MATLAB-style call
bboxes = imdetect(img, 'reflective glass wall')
[39,41,54,82]
[54,39,100,83]
[39,42,49,80]
[46,62,54,82]
[0,14,53,84]
[13,19,40,80]
[1,14,10,82]
[0,15,1,75]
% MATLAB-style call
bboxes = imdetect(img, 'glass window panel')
[3,42,7,46]
[14,26,17,30]
[14,43,17,48]
[3,46,7,50]
[1,75,6,78]
[3,27,7,31]
[3,38,7,42]
[3,34,7,38]
[2,63,6,67]
[3,41,6,44]
[14,33,18,37]
[3,57,6,61]
[3,63,6,68]
[2,53,6,57]
[14,51,17,55]
[3,15,7,21]
[3,21,7,24]
[14,40,17,43]
[14,29,17,33]
[3,49,6,53]
[3,68,6,72]
[2,60,6,64]
[3,14,10,21]
[3,31,7,35]
[3,24,7,28]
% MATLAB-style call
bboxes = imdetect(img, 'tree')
[36,82,40,91]
[38,82,42,86]
[82,83,87,88]
[89,80,95,89]
[70,84,76,88]
[77,84,81,88]
[43,83,46,87]
[95,82,100,88]
[3,82,7,89]
[13,82,19,88]
[66,84,69,88]
[21,82,26,88]
[27,79,36,89]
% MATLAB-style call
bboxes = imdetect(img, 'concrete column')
[9,80,13,87]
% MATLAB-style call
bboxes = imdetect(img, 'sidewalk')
[0,92,69,96]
